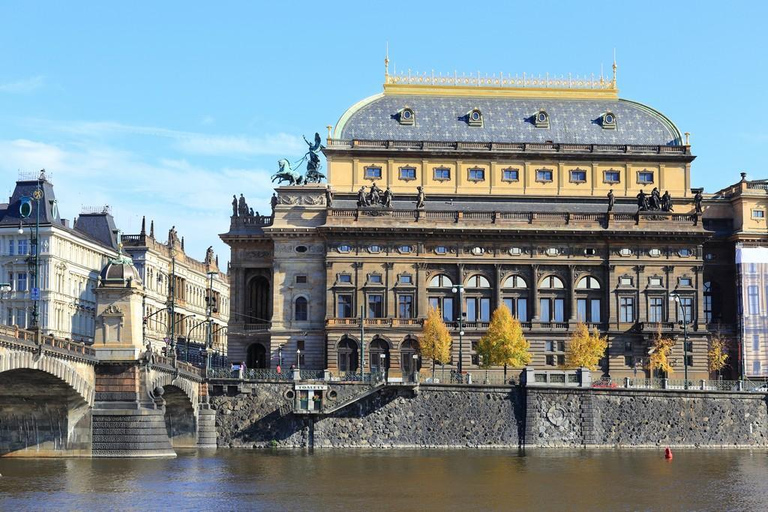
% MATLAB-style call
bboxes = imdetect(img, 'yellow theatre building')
[223,62,763,381]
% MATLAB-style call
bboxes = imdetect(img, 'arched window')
[539,275,566,323]
[246,343,268,369]
[429,274,453,288]
[502,275,527,289]
[502,275,528,321]
[294,296,308,321]
[576,276,601,290]
[247,276,270,324]
[400,337,421,381]
[466,274,491,288]
[337,337,359,373]
[576,276,602,323]
[370,337,390,372]
[539,275,565,289]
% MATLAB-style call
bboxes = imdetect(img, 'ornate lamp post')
[205,270,217,376]
[412,353,419,383]
[18,174,44,333]
[296,348,301,371]
[670,294,690,389]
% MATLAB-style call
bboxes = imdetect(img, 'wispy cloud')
[0,138,277,265]
[0,76,45,94]
[21,118,304,157]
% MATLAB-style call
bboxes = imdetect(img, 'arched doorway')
[247,276,270,324]
[400,337,421,380]
[337,337,359,373]
[369,337,390,373]
[246,343,268,369]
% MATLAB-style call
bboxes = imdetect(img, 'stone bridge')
[0,326,213,457]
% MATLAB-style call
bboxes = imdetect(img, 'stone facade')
[211,383,768,449]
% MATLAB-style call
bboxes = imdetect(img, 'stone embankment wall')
[210,382,768,449]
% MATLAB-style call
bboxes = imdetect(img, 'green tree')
[420,307,452,378]
[478,304,532,381]
[565,323,608,370]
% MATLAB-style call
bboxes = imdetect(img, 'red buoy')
[664,447,673,460]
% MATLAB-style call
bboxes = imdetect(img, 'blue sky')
[1,1,766,264]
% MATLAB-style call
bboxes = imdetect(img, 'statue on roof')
[271,192,278,213]
[238,194,248,216]
[694,189,703,214]
[636,190,649,212]
[273,159,304,186]
[232,195,238,217]
[650,188,661,210]
[168,226,178,246]
[368,183,382,205]
[304,133,326,183]
[607,189,615,212]
[383,186,393,208]
[357,186,368,208]
[205,246,215,265]
[416,186,426,209]
[661,191,673,212]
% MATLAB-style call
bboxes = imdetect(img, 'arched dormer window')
[534,109,550,128]
[602,111,616,129]
[467,108,483,127]
[398,107,415,125]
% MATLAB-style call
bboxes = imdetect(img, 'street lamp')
[278,345,284,375]
[670,294,690,389]
[18,174,44,333]
[412,353,419,383]
[296,348,301,371]
[451,284,465,378]
[380,353,387,382]
[205,270,217,376]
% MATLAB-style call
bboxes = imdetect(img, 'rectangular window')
[398,295,414,318]
[502,169,519,182]
[649,277,663,287]
[649,297,664,323]
[433,167,451,180]
[367,294,384,318]
[468,168,485,181]
[480,298,490,322]
[295,275,307,284]
[338,274,352,284]
[679,278,692,287]
[753,210,766,219]
[15,309,25,328]
[540,298,551,322]
[570,170,587,183]
[429,296,454,323]
[704,293,712,323]
[619,277,633,287]
[368,274,382,284]
[577,299,587,322]
[620,297,635,323]
[18,240,28,255]
[678,297,693,323]
[604,171,620,183]
[748,285,759,315]
[753,335,760,352]
[466,298,477,322]
[364,166,382,179]
[590,299,601,323]
[754,360,762,375]
[399,275,412,285]
[554,299,564,322]
[637,171,654,184]
[17,272,27,292]
[399,167,416,180]
[536,169,553,182]
[517,299,527,322]
[8,240,14,256]
[337,294,353,318]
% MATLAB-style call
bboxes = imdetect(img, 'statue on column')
[271,193,278,213]
[238,194,248,216]
[694,189,703,214]
[232,195,238,217]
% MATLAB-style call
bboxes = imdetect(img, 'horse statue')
[272,159,304,186]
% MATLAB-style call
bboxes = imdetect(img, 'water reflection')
[1,449,768,511]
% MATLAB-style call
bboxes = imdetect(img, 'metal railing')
[620,377,767,392]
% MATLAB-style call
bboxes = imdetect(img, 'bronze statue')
[271,193,278,213]
[637,190,648,211]
[607,189,615,212]
[661,191,673,212]
[357,186,368,208]
[694,189,703,214]
[249,208,255,217]
[416,186,426,209]
[650,187,661,210]
[238,194,248,216]
[304,133,326,183]
[232,195,238,217]
[383,186,393,208]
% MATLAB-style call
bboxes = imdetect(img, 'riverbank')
[211,382,768,449]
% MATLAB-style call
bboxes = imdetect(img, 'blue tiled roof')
[338,94,682,146]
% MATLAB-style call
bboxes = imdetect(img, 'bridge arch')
[148,370,201,448]
[0,350,94,406]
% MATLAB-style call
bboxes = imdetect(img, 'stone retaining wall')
[210,382,768,449]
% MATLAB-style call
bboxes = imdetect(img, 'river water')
[1,449,767,511]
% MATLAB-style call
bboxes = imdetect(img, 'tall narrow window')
[337,294,353,318]
[398,295,414,318]
[748,285,760,315]
[649,297,664,323]
[620,297,635,323]
[294,297,308,321]
[367,294,384,318]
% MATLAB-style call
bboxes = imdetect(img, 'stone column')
[385,262,394,318]
[568,265,578,323]
[694,265,704,331]
[530,264,539,321]
[325,262,335,319]
[494,264,503,312]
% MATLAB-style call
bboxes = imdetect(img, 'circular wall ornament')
[546,405,566,426]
